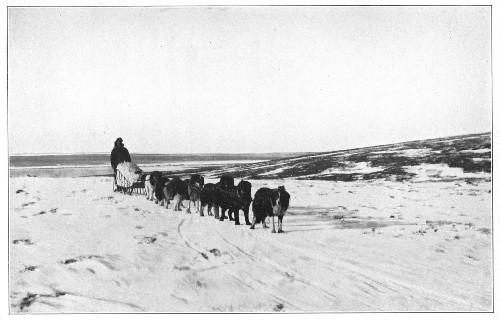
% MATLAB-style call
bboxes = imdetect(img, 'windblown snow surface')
[9,133,492,313]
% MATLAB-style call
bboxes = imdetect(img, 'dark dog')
[190,174,205,188]
[250,186,290,233]
[218,175,234,190]
[200,183,218,217]
[217,185,237,222]
[163,177,189,211]
[215,175,235,220]
[236,180,253,225]
[215,187,248,225]
[153,174,170,206]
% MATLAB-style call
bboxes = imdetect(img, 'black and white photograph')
[4,2,494,315]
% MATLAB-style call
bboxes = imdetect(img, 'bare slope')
[195,132,491,181]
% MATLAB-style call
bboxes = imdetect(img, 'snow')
[313,162,382,176]
[259,167,289,176]
[472,158,490,162]
[370,149,431,157]
[400,148,432,157]
[405,164,491,182]
[9,175,492,312]
[296,162,382,179]
[285,150,346,162]
[459,149,490,154]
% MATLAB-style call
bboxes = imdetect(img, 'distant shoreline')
[9,152,314,157]
[9,153,307,169]
[8,159,266,179]
[8,160,266,170]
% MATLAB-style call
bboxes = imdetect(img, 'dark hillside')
[201,132,491,182]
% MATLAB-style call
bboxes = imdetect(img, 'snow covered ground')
[9,174,492,312]
[8,133,492,313]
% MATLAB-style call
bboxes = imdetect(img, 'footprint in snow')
[14,291,67,312]
[20,265,39,273]
[21,202,36,208]
[135,236,157,244]
[12,239,34,245]
[61,255,104,265]
[273,303,285,312]
[93,196,114,201]
[478,228,491,235]
[174,265,190,271]
[209,248,221,257]
[200,253,209,260]
[465,254,479,261]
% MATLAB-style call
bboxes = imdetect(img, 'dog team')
[144,172,290,233]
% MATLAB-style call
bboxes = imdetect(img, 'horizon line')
[9,151,315,157]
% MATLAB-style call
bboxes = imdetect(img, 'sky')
[7,6,491,154]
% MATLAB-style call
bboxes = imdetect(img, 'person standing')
[111,137,131,191]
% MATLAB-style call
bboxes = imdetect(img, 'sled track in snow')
[64,291,145,311]
[175,213,479,310]
[281,237,477,309]
[177,218,210,260]
[224,271,301,311]
[216,232,350,309]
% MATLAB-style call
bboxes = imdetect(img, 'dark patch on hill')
[201,132,491,181]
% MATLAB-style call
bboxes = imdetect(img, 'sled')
[113,162,147,195]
